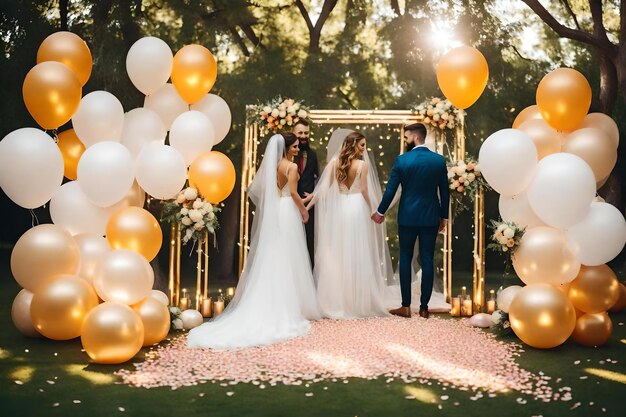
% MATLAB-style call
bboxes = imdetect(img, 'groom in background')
[372,123,449,319]
[293,119,319,266]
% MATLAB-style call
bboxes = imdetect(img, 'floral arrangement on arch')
[447,158,489,216]
[412,97,464,131]
[487,219,525,272]
[161,186,220,244]
[247,97,311,136]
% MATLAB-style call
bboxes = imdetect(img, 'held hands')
[302,192,313,206]
[438,219,448,234]
[301,209,310,224]
[371,212,384,224]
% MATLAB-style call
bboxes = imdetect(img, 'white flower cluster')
[173,187,219,244]
[447,160,481,193]
[169,306,183,330]
[252,97,310,136]
[414,97,463,131]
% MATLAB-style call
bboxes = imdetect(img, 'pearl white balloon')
[576,112,619,149]
[50,181,127,235]
[93,249,154,305]
[136,143,187,199]
[144,83,188,130]
[11,289,41,337]
[468,313,493,328]
[497,285,523,313]
[0,128,63,209]
[478,129,538,196]
[191,94,232,144]
[77,141,135,207]
[498,191,545,229]
[567,202,626,266]
[120,108,167,159]
[126,37,173,95]
[74,233,111,283]
[149,290,170,306]
[180,309,203,329]
[169,111,215,165]
[527,153,595,229]
[72,91,125,147]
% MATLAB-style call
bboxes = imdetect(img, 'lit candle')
[213,300,225,316]
[462,296,473,317]
[487,289,496,314]
[227,287,235,297]
[461,286,467,298]
[179,288,189,310]
[450,297,461,317]
[201,298,213,318]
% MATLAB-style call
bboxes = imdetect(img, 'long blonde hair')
[336,132,365,184]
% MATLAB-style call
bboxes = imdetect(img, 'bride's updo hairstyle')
[336,131,365,184]
[280,132,298,156]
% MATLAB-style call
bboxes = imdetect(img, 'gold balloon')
[149,289,170,306]
[106,207,162,261]
[436,46,488,109]
[74,233,111,283]
[93,249,154,305]
[57,128,85,180]
[11,224,80,293]
[22,61,82,129]
[569,265,620,314]
[81,302,144,364]
[608,283,626,312]
[562,128,617,181]
[571,312,612,347]
[576,113,619,149]
[171,44,217,104]
[536,68,591,132]
[509,284,577,349]
[512,227,580,286]
[11,289,41,337]
[30,275,99,340]
[132,297,170,346]
[188,151,236,204]
[37,31,92,86]
[517,119,563,160]
[512,105,542,129]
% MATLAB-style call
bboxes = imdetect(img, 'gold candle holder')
[179,289,189,310]
[462,295,473,317]
[487,289,496,314]
[450,296,461,317]
[227,287,235,297]
[201,298,213,318]
[213,300,225,316]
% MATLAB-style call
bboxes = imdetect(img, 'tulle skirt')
[314,193,390,319]
[187,196,320,350]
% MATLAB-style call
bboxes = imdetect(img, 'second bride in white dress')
[187,133,321,350]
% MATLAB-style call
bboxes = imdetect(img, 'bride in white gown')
[188,133,321,350]
[310,129,449,318]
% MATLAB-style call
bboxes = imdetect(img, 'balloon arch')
[238,109,487,312]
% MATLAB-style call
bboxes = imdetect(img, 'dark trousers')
[399,225,439,309]
[305,207,315,267]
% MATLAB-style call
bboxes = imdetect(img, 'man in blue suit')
[372,123,449,319]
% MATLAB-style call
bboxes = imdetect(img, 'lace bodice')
[338,160,364,195]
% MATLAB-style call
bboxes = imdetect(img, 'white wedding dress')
[188,135,320,350]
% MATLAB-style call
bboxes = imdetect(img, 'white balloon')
[567,202,626,266]
[180,309,204,329]
[136,143,187,199]
[72,91,125,147]
[120,108,167,159]
[468,313,493,328]
[169,111,215,165]
[478,129,537,196]
[50,181,126,235]
[126,37,173,95]
[149,290,170,306]
[77,141,135,207]
[11,289,41,338]
[144,83,188,130]
[498,191,545,229]
[0,128,63,209]
[497,285,523,313]
[75,233,112,283]
[190,94,232,144]
[527,153,595,229]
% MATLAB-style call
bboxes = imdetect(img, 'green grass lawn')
[1,248,625,417]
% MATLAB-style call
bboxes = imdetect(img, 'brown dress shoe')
[389,306,411,318]
[418,308,429,319]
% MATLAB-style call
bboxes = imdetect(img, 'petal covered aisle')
[118,316,562,402]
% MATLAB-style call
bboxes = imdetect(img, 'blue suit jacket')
[377,147,450,227]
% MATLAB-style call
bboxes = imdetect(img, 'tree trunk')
[595,50,618,113]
